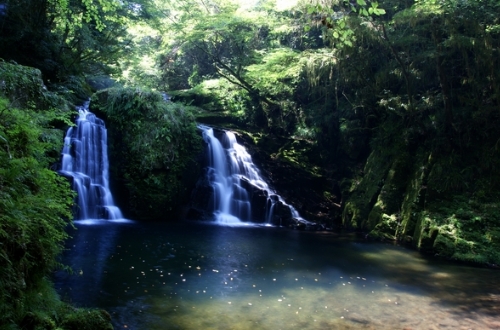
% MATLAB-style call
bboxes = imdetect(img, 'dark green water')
[55,220,500,329]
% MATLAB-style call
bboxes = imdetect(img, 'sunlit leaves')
[48,0,121,32]
[246,48,302,96]
[368,1,386,16]
[303,0,385,48]
[158,0,276,91]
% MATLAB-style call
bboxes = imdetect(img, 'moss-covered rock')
[60,309,113,330]
[341,149,392,229]
[0,61,71,111]
[396,152,430,234]
[367,214,399,240]
[220,127,333,225]
[365,164,407,232]
[91,87,203,220]
[433,232,456,257]
[415,219,439,252]
[0,63,83,328]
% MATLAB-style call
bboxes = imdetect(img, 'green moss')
[341,149,392,229]
[0,61,71,111]
[20,311,57,330]
[454,238,474,254]
[406,199,500,265]
[2,278,113,330]
[485,229,500,244]
[367,214,398,240]
[339,118,500,266]
[60,309,113,330]
[342,201,360,229]
[364,157,412,230]
[366,204,384,230]
[433,233,455,257]
[398,151,432,238]
[414,214,438,252]
[274,139,323,177]
[91,87,202,220]
[451,252,489,265]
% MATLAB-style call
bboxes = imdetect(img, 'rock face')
[238,176,271,222]
[188,118,498,266]
[187,126,309,227]
[188,173,295,226]
[233,132,341,228]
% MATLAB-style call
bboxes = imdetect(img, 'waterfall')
[60,101,123,221]
[199,125,305,225]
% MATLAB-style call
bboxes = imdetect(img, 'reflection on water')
[55,221,500,329]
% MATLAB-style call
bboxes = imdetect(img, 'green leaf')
[356,0,367,6]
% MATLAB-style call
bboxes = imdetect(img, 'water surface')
[55,221,500,329]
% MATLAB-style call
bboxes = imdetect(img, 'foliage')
[118,24,163,88]
[47,0,123,33]
[0,96,75,326]
[190,78,253,119]
[246,48,303,131]
[414,197,500,265]
[1,277,112,330]
[1,0,500,284]
[0,61,71,111]
[91,87,202,220]
[59,308,113,330]
[302,0,386,48]
[156,0,317,131]
[0,0,158,94]
[147,0,500,266]
[0,60,114,329]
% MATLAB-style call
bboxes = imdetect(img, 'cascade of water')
[60,101,123,220]
[200,125,305,225]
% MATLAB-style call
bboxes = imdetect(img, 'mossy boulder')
[433,233,456,258]
[0,61,71,111]
[60,309,113,330]
[367,214,399,240]
[90,87,203,220]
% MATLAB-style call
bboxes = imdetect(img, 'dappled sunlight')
[144,268,491,330]
[56,222,500,330]
[357,246,431,273]
[236,0,298,12]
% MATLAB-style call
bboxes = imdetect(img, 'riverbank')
[0,62,114,329]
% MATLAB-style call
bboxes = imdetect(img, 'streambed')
[55,220,500,329]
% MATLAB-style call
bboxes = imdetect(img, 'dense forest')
[1,0,500,328]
